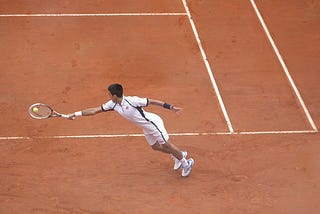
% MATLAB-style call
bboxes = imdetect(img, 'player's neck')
[117,97,123,105]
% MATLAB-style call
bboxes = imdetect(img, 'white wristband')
[74,111,82,117]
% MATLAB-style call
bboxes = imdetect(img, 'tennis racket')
[28,103,69,119]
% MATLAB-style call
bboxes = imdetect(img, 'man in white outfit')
[68,83,194,177]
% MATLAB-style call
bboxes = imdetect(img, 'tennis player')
[68,83,194,177]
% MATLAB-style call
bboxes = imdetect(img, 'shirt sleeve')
[101,100,117,111]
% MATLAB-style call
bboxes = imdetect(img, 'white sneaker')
[181,158,194,177]
[172,151,188,171]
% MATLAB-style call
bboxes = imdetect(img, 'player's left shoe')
[171,151,188,171]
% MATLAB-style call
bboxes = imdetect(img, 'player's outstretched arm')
[148,99,182,114]
[68,106,103,119]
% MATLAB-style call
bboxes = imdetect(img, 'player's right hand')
[67,114,76,120]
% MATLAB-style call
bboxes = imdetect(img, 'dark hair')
[108,83,123,98]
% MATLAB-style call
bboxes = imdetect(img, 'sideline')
[250,0,318,132]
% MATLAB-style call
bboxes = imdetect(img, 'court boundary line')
[250,0,318,132]
[182,0,234,133]
[0,13,187,17]
[0,130,318,140]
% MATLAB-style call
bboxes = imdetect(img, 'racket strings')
[30,105,52,118]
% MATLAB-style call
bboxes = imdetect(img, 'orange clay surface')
[0,0,319,213]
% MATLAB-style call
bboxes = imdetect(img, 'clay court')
[1,0,320,213]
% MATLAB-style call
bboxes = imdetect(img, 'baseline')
[0,130,317,141]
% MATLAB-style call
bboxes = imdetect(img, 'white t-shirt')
[101,96,165,135]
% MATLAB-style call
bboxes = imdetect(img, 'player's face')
[108,91,118,103]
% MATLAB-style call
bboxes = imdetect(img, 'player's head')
[108,83,123,98]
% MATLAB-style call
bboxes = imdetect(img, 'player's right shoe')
[172,151,188,171]
[181,158,194,177]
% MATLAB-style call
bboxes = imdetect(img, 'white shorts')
[142,113,169,146]
[144,131,169,146]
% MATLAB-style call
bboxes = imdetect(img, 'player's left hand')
[172,106,183,115]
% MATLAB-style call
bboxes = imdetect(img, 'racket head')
[28,103,54,119]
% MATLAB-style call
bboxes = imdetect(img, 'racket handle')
[61,114,70,119]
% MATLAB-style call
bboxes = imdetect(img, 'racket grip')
[61,114,70,119]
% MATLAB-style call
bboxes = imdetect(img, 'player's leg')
[161,140,194,176]
[146,132,183,159]
[161,140,182,159]
[151,142,171,154]
[149,136,193,175]
[147,134,186,167]
[144,116,194,176]
[161,141,187,170]
[151,141,187,161]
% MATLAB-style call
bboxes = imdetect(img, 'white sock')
[180,158,188,168]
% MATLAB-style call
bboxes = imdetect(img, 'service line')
[0,13,187,17]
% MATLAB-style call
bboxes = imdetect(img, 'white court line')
[239,130,318,135]
[0,13,187,17]
[0,130,317,141]
[250,0,318,132]
[182,0,234,133]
